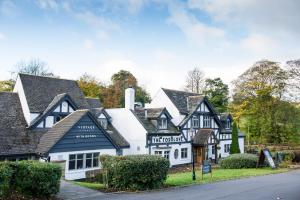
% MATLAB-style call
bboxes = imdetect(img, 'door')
[194,147,204,164]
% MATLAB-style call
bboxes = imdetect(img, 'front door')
[194,147,204,164]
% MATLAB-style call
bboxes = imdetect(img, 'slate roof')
[36,110,88,155]
[162,88,202,114]
[133,108,180,135]
[86,98,101,108]
[0,92,43,156]
[19,74,90,113]
[187,96,204,112]
[192,129,218,146]
[90,108,130,148]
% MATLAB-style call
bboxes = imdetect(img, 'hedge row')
[0,161,62,199]
[100,154,169,190]
[220,154,258,169]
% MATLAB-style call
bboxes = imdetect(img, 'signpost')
[201,160,212,179]
[257,148,277,169]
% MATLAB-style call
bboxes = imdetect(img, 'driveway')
[59,169,300,200]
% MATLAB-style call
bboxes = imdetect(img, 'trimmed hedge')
[220,154,258,169]
[0,162,13,198]
[0,161,62,198]
[100,155,170,190]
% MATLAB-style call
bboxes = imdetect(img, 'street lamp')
[191,128,196,181]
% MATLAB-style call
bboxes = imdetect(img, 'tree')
[231,60,300,144]
[0,80,14,92]
[12,58,56,79]
[203,78,229,112]
[77,73,105,98]
[230,122,240,154]
[185,68,205,94]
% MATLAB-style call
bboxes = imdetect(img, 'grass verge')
[165,168,289,186]
[72,181,106,190]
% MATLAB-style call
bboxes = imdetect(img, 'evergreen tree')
[230,122,240,154]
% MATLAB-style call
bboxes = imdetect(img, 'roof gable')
[36,110,118,155]
[162,88,202,114]
[19,74,90,113]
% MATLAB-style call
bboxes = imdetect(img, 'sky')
[0,0,300,95]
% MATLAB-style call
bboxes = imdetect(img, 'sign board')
[257,149,276,169]
[151,136,183,144]
[201,160,212,179]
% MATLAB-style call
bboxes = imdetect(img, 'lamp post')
[191,128,196,180]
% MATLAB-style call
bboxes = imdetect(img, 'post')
[192,146,196,180]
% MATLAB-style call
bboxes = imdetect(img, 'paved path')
[59,170,300,200]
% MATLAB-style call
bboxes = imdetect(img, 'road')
[61,170,300,200]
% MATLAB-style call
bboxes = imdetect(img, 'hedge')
[0,161,62,198]
[220,154,258,169]
[0,162,13,199]
[100,155,170,190]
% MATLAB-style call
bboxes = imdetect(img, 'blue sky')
[0,0,300,95]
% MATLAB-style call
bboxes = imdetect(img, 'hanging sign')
[257,149,276,169]
[201,160,212,179]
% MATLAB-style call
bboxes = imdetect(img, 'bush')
[14,161,62,197]
[0,162,13,198]
[0,161,62,198]
[293,150,300,163]
[280,151,295,163]
[100,154,169,190]
[220,154,258,169]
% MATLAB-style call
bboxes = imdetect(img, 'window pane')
[77,154,83,159]
[86,158,92,168]
[86,153,92,159]
[69,160,75,170]
[93,157,99,167]
[69,154,76,160]
[93,153,99,158]
[77,159,83,169]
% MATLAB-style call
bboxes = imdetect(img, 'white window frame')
[68,152,100,171]
[164,150,170,159]
[158,118,168,129]
[224,144,231,153]
[203,116,211,128]
[192,115,199,128]
[181,148,188,159]
[99,118,108,129]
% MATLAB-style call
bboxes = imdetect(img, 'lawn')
[165,168,289,186]
[72,181,106,190]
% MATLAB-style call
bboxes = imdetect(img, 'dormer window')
[226,119,231,129]
[192,115,199,128]
[158,118,168,129]
[99,118,108,129]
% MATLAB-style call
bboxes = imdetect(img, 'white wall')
[219,140,232,158]
[239,137,245,153]
[49,149,116,180]
[106,108,148,155]
[13,75,31,125]
[147,89,185,126]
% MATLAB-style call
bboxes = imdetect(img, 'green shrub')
[0,162,13,198]
[14,161,62,197]
[100,154,169,190]
[280,151,295,163]
[220,154,258,169]
[293,150,300,163]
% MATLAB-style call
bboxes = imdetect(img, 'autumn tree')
[0,80,14,92]
[203,78,229,112]
[231,60,300,144]
[185,68,205,94]
[77,73,105,99]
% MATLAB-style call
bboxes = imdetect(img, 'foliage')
[0,162,13,198]
[293,150,300,163]
[231,60,300,144]
[203,77,229,112]
[185,68,205,94]
[0,161,62,198]
[77,73,105,100]
[0,79,14,92]
[220,154,258,169]
[230,122,240,154]
[280,150,295,162]
[100,154,169,190]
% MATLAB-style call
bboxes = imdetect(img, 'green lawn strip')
[72,181,106,190]
[165,168,289,186]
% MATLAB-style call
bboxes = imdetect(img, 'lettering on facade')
[75,134,97,139]
[151,136,183,144]
[75,125,97,139]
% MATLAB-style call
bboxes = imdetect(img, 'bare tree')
[286,59,300,101]
[185,68,205,94]
[11,58,56,79]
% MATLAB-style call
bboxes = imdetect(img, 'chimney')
[144,109,148,119]
[125,87,135,110]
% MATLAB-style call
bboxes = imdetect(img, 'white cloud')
[166,1,224,46]
[35,0,59,11]
[241,33,276,54]
[153,49,175,64]
[0,0,18,17]
[83,39,93,49]
[0,32,5,40]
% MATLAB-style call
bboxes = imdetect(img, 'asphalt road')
[73,170,300,200]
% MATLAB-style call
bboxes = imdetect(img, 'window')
[203,116,211,128]
[99,118,108,129]
[181,148,188,159]
[69,152,100,171]
[174,149,179,159]
[226,119,231,129]
[224,144,231,153]
[155,151,162,155]
[164,150,170,159]
[212,145,215,155]
[158,118,168,129]
[192,116,199,128]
